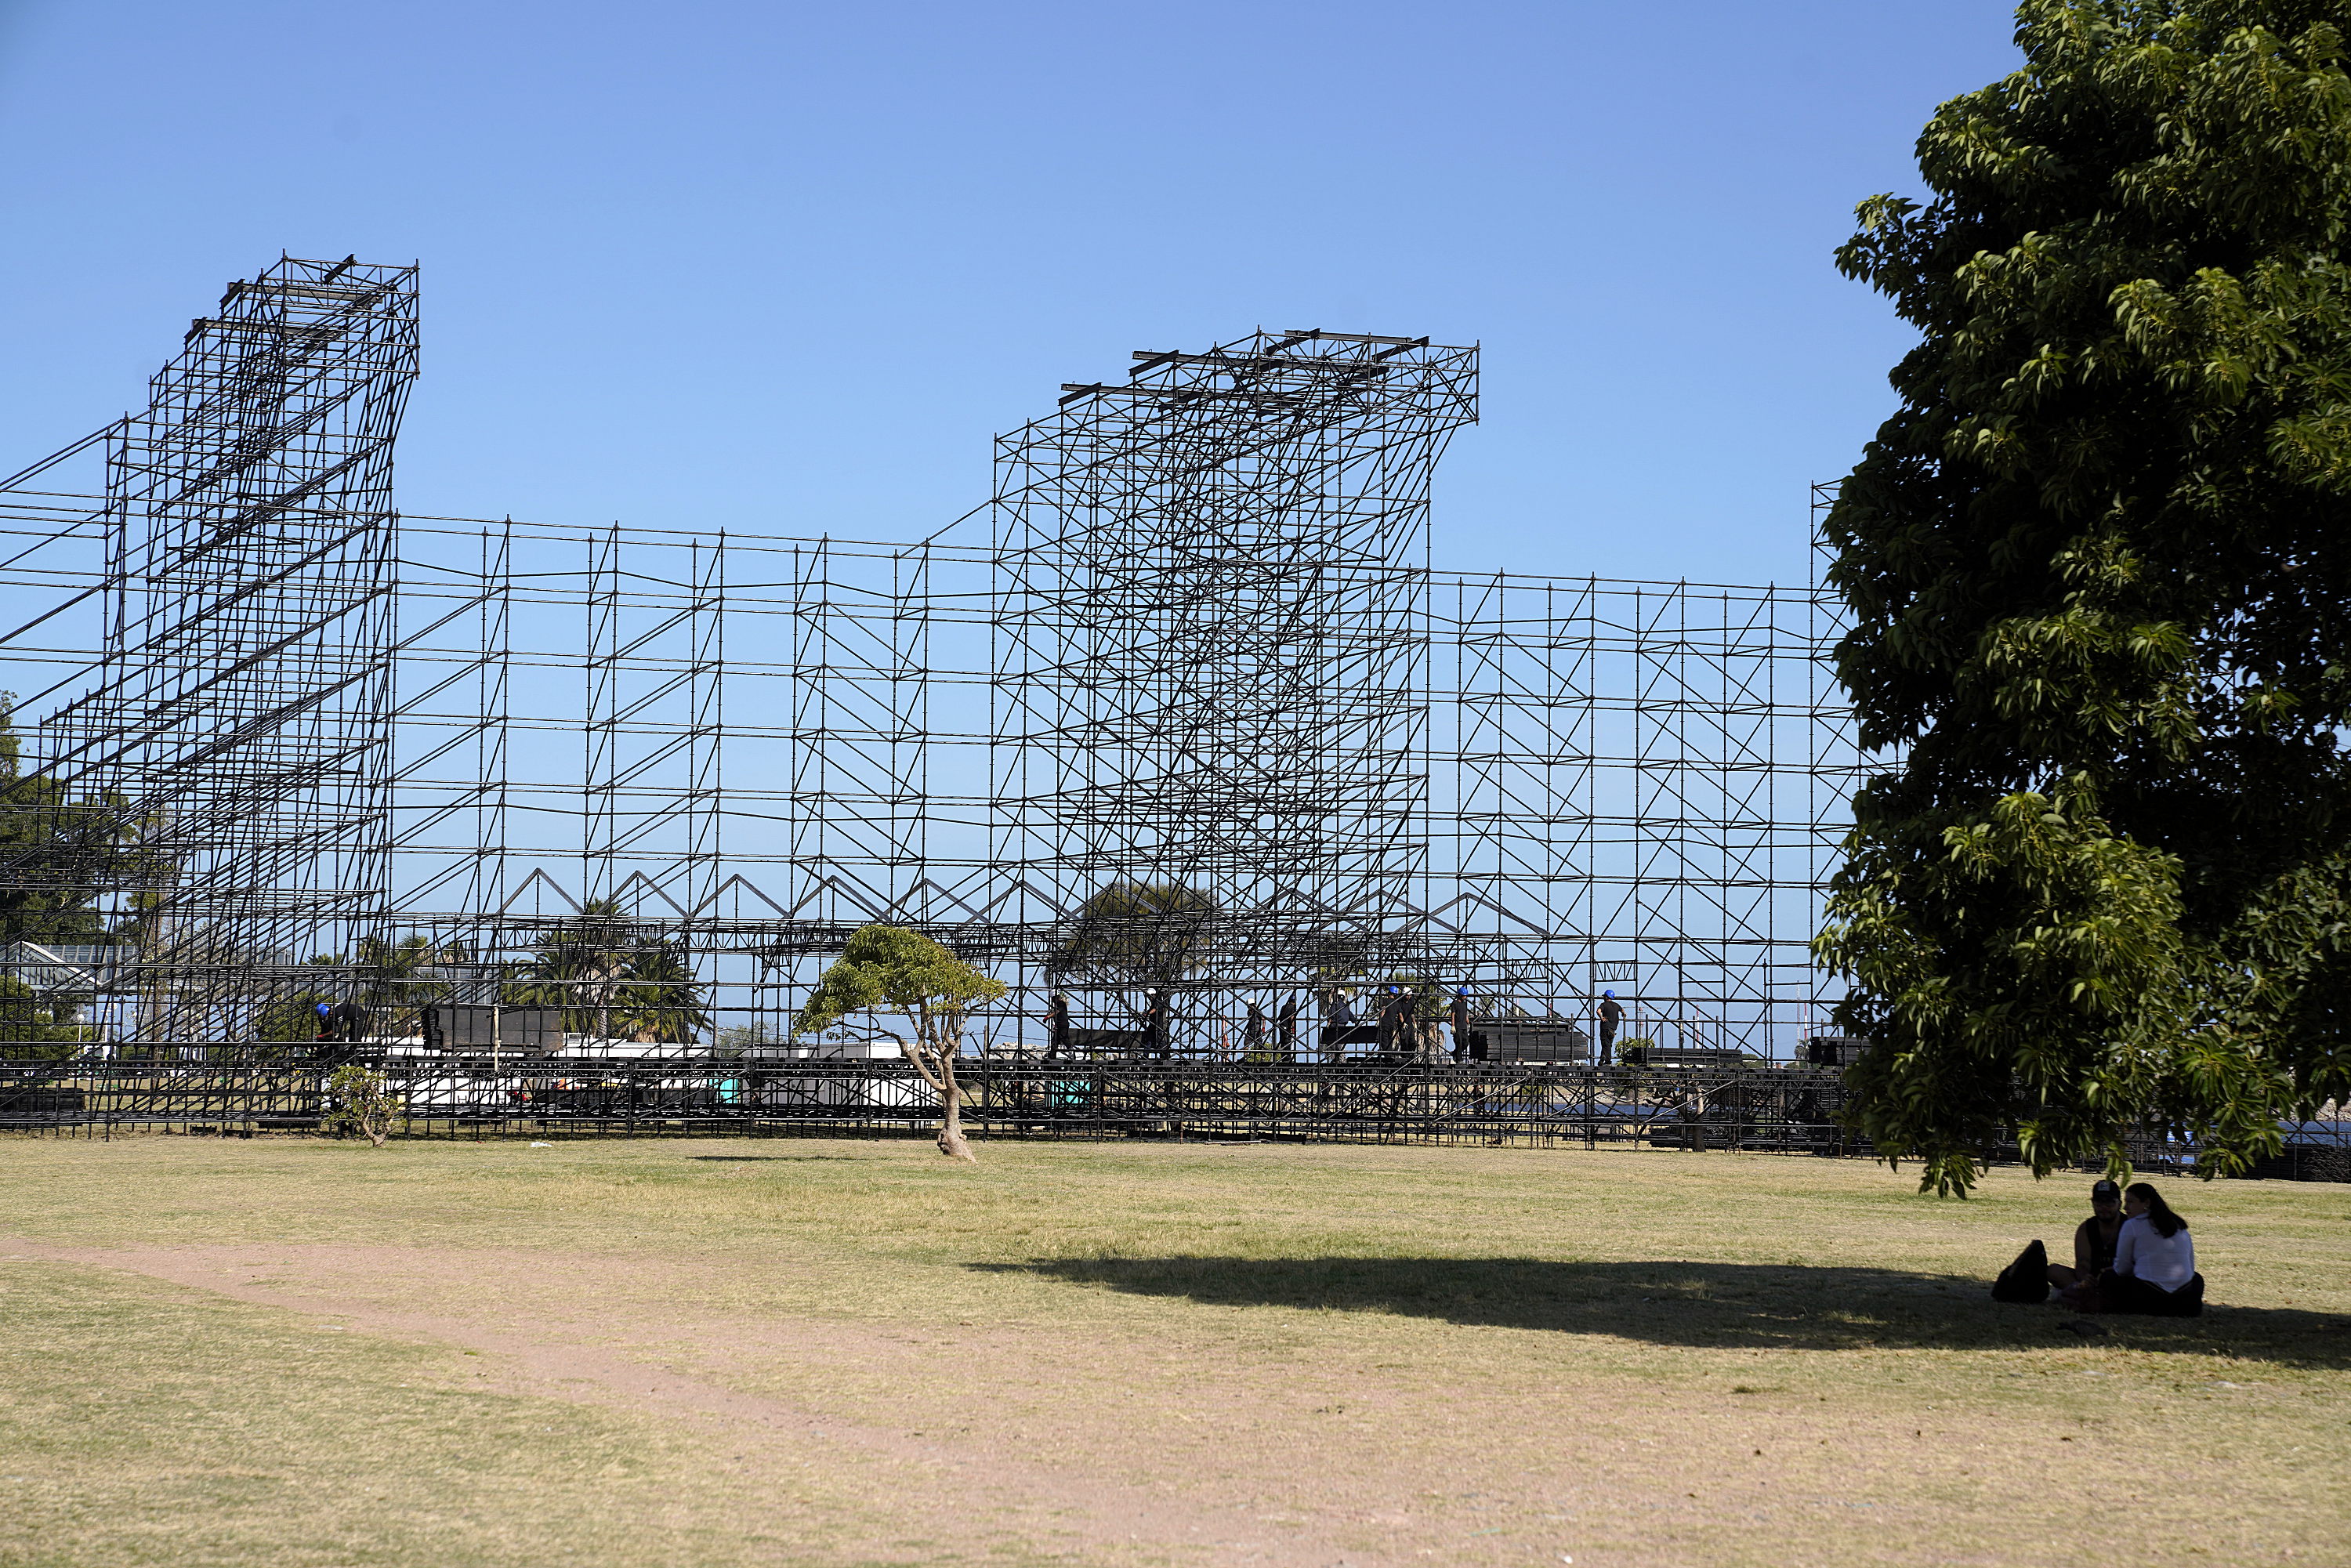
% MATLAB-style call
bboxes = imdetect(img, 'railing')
[8,1056,2337,1178]
[0,1055,1864,1153]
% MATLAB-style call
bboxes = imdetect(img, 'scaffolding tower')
[991,331,1478,1037]
[16,256,416,1050]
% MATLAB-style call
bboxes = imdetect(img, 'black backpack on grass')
[1991,1239,2050,1303]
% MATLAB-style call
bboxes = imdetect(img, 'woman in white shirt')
[2104,1182,2204,1316]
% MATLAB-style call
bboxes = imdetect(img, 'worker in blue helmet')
[1596,988,1625,1066]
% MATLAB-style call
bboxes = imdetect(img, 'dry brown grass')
[1,1132,2344,1567]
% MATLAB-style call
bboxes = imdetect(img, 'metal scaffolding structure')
[991,332,1475,1023]
[4,256,418,1052]
[1,255,1864,1135]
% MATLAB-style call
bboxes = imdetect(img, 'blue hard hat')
[316,1002,331,1016]
[1603,990,1615,998]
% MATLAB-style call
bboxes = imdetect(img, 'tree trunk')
[935,1074,975,1162]
[896,1034,977,1163]
[933,1047,976,1161]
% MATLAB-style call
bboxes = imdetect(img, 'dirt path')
[8,1229,2273,1568]
[0,1237,1366,1568]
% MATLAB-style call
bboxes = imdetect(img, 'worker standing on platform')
[1596,990,1625,1066]
[1377,986,1410,1056]
[1044,990,1070,1059]
[1242,999,1269,1063]
[1139,987,1170,1059]
[1319,988,1353,1062]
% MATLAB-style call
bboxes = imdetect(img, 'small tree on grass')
[795,923,1005,1162]
[321,1063,397,1147]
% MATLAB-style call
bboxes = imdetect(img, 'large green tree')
[1049,879,1219,994]
[0,976,89,1061]
[1819,1,2351,1193]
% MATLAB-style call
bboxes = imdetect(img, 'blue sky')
[0,1,2023,588]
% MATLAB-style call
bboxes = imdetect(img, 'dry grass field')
[0,1132,2343,1568]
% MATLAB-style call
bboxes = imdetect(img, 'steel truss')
[2,258,1860,1115]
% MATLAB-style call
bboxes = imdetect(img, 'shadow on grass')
[976,1255,2351,1367]
[684,1154,878,1163]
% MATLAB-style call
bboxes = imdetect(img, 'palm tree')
[611,937,708,1044]
[514,900,706,1045]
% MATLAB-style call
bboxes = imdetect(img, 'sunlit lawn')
[1,1132,2342,1566]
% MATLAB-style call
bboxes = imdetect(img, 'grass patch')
[0,1135,2344,1566]
[0,1256,936,1567]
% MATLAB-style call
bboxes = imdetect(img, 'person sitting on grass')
[2092,1182,2204,1316]
[2046,1178,2125,1306]
[1989,1177,2159,1307]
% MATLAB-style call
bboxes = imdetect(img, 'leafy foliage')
[320,1063,398,1146]
[712,1022,776,1057]
[0,695,143,949]
[1048,880,1219,993]
[794,923,1006,1048]
[1820,0,2351,1192]
[0,976,88,1061]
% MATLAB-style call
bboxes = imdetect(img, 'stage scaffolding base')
[2,1059,2306,1176]
[6,1058,1868,1153]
